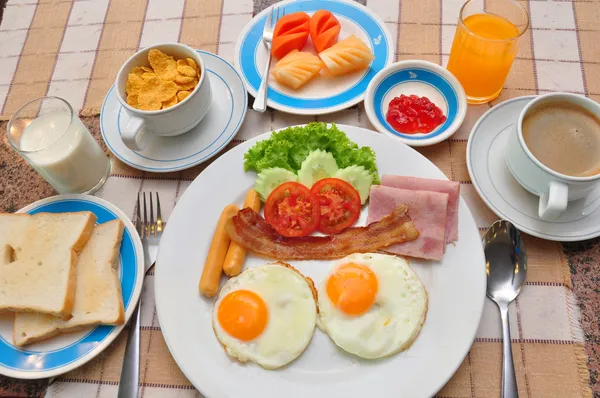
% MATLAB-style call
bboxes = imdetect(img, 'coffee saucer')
[467,96,600,241]
[100,50,247,172]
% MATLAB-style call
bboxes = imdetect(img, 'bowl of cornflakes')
[115,43,212,151]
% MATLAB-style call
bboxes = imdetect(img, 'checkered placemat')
[0,0,596,397]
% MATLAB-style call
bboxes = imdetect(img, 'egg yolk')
[326,263,378,316]
[217,290,268,341]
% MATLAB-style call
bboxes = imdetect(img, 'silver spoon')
[483,220,527,398]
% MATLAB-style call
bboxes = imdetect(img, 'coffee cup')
[115,43,212,151]
[506,93,600,221]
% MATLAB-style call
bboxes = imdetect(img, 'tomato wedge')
[264,181,320,237]
[310,178,361,235]
[271,12,310,59]
[309,10,341,53]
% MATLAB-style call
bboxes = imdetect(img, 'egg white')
[318,253,428,359]
[212,262,318,369]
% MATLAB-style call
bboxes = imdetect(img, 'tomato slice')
[310,178,361,235]
[264,181,320,237]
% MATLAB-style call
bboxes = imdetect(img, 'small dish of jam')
[364,60,467,147]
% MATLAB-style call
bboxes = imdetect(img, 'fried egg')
[212,262,318,369]
[318,253,428,359]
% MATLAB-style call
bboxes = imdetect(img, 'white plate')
[101,50,247,172]
[234,0,394,115]
[467,96,600,241]
[155,125,486,398]
[0,194,144,379]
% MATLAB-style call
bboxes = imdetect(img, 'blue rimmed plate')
[364,60,467,147]
[101,50,247,172]
[0,195,144,379]
[234,0,394,115]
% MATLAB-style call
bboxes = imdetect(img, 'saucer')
[101,50,247,172]
[467,95,600,241]
[364,60,467,147]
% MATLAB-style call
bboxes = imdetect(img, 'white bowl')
[364,60,467,147]
[114,43,212,150]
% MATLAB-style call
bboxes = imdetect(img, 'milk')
[20,110,109,194]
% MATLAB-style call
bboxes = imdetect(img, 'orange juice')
[447,13,523,104]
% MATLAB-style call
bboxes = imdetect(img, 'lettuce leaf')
[244,122,380,184]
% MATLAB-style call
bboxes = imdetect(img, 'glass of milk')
[6,97,111,194]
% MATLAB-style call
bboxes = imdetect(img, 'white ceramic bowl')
[114,42,212,150]
[364,60,467,147]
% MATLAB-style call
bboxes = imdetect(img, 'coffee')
[522,101,600,177]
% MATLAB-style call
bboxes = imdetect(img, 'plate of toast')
[0,194,144,379]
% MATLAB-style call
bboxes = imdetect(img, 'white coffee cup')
[506,93,600,221]
[115,43,212,151]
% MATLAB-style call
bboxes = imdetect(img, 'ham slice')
[381,175,460,242]
[367,185,448,261]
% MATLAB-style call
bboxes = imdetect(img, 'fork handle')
[118,302,141,398]
[253,52,273,112]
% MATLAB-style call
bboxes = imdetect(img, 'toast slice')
[0,214,32,257]
[13,220,126,346]
[0,211,96,317]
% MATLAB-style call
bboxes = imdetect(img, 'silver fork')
[118,192,164,398]
[253,6,285,112]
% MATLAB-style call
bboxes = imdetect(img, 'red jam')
[385,94,447,134]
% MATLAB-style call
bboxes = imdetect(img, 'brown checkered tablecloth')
[0,0,597,397]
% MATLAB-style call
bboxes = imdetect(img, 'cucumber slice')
[335,165,374,204]
[298,150,338,187]
[254,167,298,201]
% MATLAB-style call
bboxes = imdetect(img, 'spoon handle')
[499,302,519,398]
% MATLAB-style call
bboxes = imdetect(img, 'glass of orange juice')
[447,0,529,104]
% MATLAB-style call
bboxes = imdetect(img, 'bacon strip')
[225,205,420,260]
